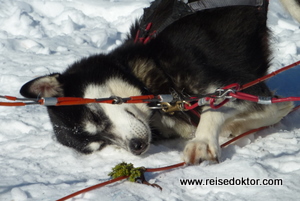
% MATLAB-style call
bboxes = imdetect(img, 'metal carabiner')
[161,101,191,115]
[215,88,237,99]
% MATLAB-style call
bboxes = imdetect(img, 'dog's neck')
[128,56,174,95]
[108,42,175,95]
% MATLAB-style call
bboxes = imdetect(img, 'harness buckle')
[161,101,191,115]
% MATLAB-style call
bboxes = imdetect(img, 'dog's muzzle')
[129,138,149,155]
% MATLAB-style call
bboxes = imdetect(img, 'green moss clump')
[108,162,145,182]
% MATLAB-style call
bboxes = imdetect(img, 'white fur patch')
[86,142,102,152]
[84,122,97,135]
[32,74,63,97]
[161,115,176,128]
[83,78,151,149]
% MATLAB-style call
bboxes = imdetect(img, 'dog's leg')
[183,100,294,165]
[183,106,236,164]
[222,101,294,137]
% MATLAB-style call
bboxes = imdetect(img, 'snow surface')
[0,0,300,200]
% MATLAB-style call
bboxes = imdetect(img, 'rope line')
[1,60,299,111]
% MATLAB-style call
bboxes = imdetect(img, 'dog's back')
[125,0,271,97]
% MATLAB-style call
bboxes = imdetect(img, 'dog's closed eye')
[126,110,136,118]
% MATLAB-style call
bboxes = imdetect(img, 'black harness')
[135,0,267,44]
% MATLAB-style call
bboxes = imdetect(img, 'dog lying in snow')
[20,0,298,164]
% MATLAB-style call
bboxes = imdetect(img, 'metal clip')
[215,88,236,99]
[149,103,163,110]
[111,96,124,104]
[42,97,58,106]
[161,101,191,115]
[198,97,208,106]
[257,96,272,105]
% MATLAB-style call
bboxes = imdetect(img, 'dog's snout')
[129,138,148,155]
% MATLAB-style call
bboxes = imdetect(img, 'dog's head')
[20,56,152,155]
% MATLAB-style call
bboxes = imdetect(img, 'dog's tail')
[280,0,300,22]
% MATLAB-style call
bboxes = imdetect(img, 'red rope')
[185,89,300,111]
[0,102,27,106]
[184,60,300,111]
[56,176,128,201]
[0,95,158,106]
[1,60,300,107]
[229,91,300,104]
[134,22,154,44]
[46,95,158,106]
[240,60,300,91]
[145,162,186,172]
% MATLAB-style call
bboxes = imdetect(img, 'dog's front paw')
[183,140,220,165]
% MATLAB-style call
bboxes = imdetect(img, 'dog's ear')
[20,73,64,98]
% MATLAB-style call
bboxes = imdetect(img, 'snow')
[0,0,300,200]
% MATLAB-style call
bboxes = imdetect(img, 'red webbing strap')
[0,102,27,106]
[126,95,156,103]
[240,60,300,91]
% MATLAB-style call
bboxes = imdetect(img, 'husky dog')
[20,0,296,165]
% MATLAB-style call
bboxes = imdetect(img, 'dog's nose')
[129,138,148,155]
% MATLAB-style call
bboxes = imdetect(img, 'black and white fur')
[20,0,297,164]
